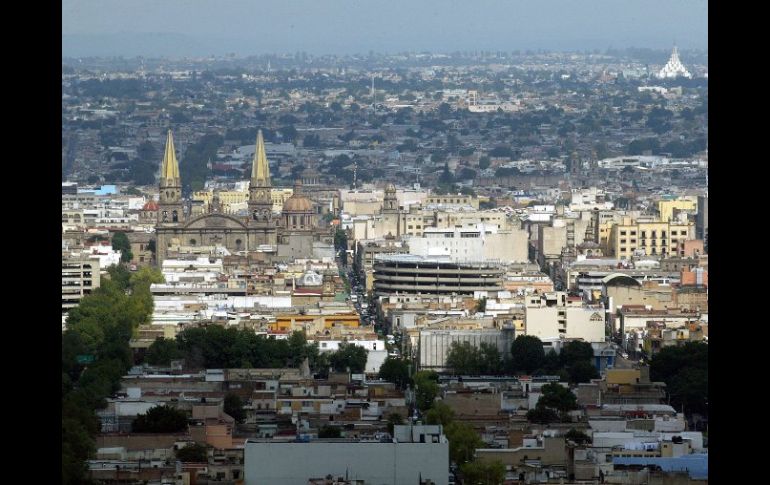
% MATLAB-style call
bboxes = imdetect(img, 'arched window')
[235,239,242,249]
[253,210,258,220]
[189,239,196,246]
[172,210,178,222]
[161,210,168,222]
[292,215,297,226]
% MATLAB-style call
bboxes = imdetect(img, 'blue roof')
[613,454,708,480]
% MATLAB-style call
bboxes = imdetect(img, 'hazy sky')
[63,0,708,57]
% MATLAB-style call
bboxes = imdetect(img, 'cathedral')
[657,45,692,79]
[155,130,325,264]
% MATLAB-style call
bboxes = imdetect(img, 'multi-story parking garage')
[373,254,505,296]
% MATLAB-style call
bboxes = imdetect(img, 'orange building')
[270,313,360,333]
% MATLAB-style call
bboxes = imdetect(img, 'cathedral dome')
[282,181,314,213]
[282,194,313,212]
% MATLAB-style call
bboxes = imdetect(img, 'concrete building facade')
[373,254,505,297]
[244,425,448,485]
[62,253,101,313]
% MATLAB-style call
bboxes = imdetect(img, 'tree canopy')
[413,370,440,411]
[445,341,503,376]
[111,231,133,262]
[176,443,208,463]
[510,335,545,374]
[224,393,246,424]
[379,358,411,390]
[145,337,182,366]
[329,343,368,373]
[460,460,506,484]
[650,342,708,416]
[132,405,189,433]
[425,401,456,427]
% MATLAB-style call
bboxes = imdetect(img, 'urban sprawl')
[62,48,708,485]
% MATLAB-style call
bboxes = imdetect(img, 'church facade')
[155,130,321,265]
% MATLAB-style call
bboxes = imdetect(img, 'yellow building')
[192,188,294,213]
[657,197,698,222]
[609,217,694,259]
[192,190,249,210]
[271,188,294,213]
[270,314,360,334]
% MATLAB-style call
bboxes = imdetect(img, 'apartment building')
[62,253,101,313]
[609,217,694,259]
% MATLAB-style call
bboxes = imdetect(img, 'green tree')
[379,358,411,390]
[329,343,368,373]
[650,342,708,415]
[318,425,341,438]
[62,250,158,483]
[478,156,491,170]
[446,341,482,375]
[287,330,310,367]
[526,406,560,424]
[565,428,592,444]
[425,401,455,426]
[567,360,600,384]
[413,370,440,411]
[445,422,483,465]
[537,383,579,413]
[132,405,189,433]
[460,460,506,485]
[224,393,246,424]
[479,343,503,375]
[510,335,545,374]
[540,349,562,374]
[111,231,133,263]
[145,337,182,366]
[560,341,595,367]
[62,416,95,485]
[106,263,131,290]
[176,443,208,462]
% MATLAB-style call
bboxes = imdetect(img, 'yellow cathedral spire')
[161,129,180,183]
[252,129,271,186]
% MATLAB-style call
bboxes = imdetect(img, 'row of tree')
[62,265,164,485]
[443,336,599,384]
[145,328,369,376]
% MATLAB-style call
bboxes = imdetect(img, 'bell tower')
[158,130,183,225]
[248,130,273,222]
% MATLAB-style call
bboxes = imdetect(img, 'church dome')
[282,194,313,212]
[282,181,314,213]
[142,200,159,211]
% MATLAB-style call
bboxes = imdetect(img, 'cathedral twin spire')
[159,129,271,188]
[252,129,271,187]
[160,129,180,186]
